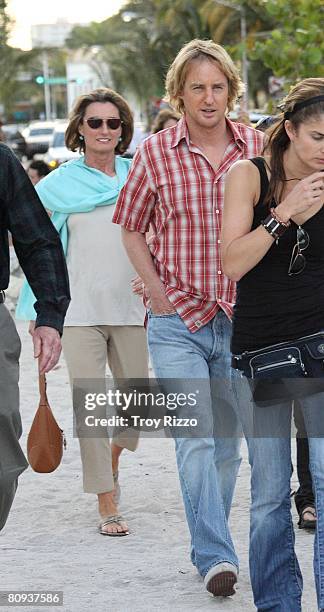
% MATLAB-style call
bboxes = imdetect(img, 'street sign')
[44,77,68,85]
[35,76,68,85]
[35,77,84,85]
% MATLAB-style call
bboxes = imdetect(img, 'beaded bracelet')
[270,207,291,227]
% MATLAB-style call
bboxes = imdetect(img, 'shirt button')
[195,320,203,328]
[217,239,221,244]
[217,270,222,275]
[216,209,220,214]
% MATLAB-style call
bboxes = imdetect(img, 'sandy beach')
[0,319,318,612]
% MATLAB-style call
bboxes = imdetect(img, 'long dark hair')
[264,78,324,206]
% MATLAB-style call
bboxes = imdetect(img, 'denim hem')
[203,560,239,579]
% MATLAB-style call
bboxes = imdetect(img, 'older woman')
[222,78,324,610]
[17,88,148,537]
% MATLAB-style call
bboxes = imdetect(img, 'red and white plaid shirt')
[113,116,263,332]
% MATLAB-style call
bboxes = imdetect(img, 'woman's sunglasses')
[288,226,309,275]
[85,117,123,130]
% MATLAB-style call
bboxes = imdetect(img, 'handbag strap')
[38,372,48,406]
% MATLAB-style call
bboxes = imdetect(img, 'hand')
[28,321,36,336]
[150,295,176,316]
[131,276,145,297]
[32,326,62,374]
[276,172,324,221]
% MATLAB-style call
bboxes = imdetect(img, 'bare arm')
[221,161,274,281]
[131,226,154,296]
[221,162,324,282]
[122,228,175,314]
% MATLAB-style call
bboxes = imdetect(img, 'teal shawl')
[16,155,131,321]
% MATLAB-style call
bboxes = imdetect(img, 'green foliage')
[252,0,324,82]
[66,0,274,108]
[0,0,70,118]
[3,0,322,118]
[0,0,12,47]
[0,1,21,114]
[67,0,186,103]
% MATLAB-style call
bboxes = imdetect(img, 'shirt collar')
[171,114,247,150]
[226,117,247,149]
[171,115,189,148]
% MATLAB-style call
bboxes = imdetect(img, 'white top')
[64,202,144,326]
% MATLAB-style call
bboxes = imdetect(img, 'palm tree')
[66,0,275,112]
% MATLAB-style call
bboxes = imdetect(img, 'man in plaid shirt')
[113,40,263,596]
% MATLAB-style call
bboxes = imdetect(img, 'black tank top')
[231,157,324,354]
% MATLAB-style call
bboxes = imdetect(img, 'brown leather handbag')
[27,373,66,473]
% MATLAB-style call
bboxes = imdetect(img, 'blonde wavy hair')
[165,39,244,114]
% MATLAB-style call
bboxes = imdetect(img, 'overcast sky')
[8,0,126,49]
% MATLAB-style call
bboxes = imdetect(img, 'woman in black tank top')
[221,78,324,611]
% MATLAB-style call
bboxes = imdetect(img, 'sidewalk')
[0,321,317,612]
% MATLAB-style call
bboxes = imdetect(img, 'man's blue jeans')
[232,370,324,611]
[147,310,242,578]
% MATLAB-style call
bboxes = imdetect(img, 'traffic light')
[35,75,45,84]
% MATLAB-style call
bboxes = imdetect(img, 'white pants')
[62,325,148,493]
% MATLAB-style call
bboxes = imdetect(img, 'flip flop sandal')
[299,507,316,530]
[99,514,129,537]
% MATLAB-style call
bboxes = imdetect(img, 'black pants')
[294,401,315,515]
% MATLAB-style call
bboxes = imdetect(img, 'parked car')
[2,124,27,159]
[22,121,55,159]
[44,122,80,169]
[255,115,279,131]
[228,110,268,127]
[249,111,269,127]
